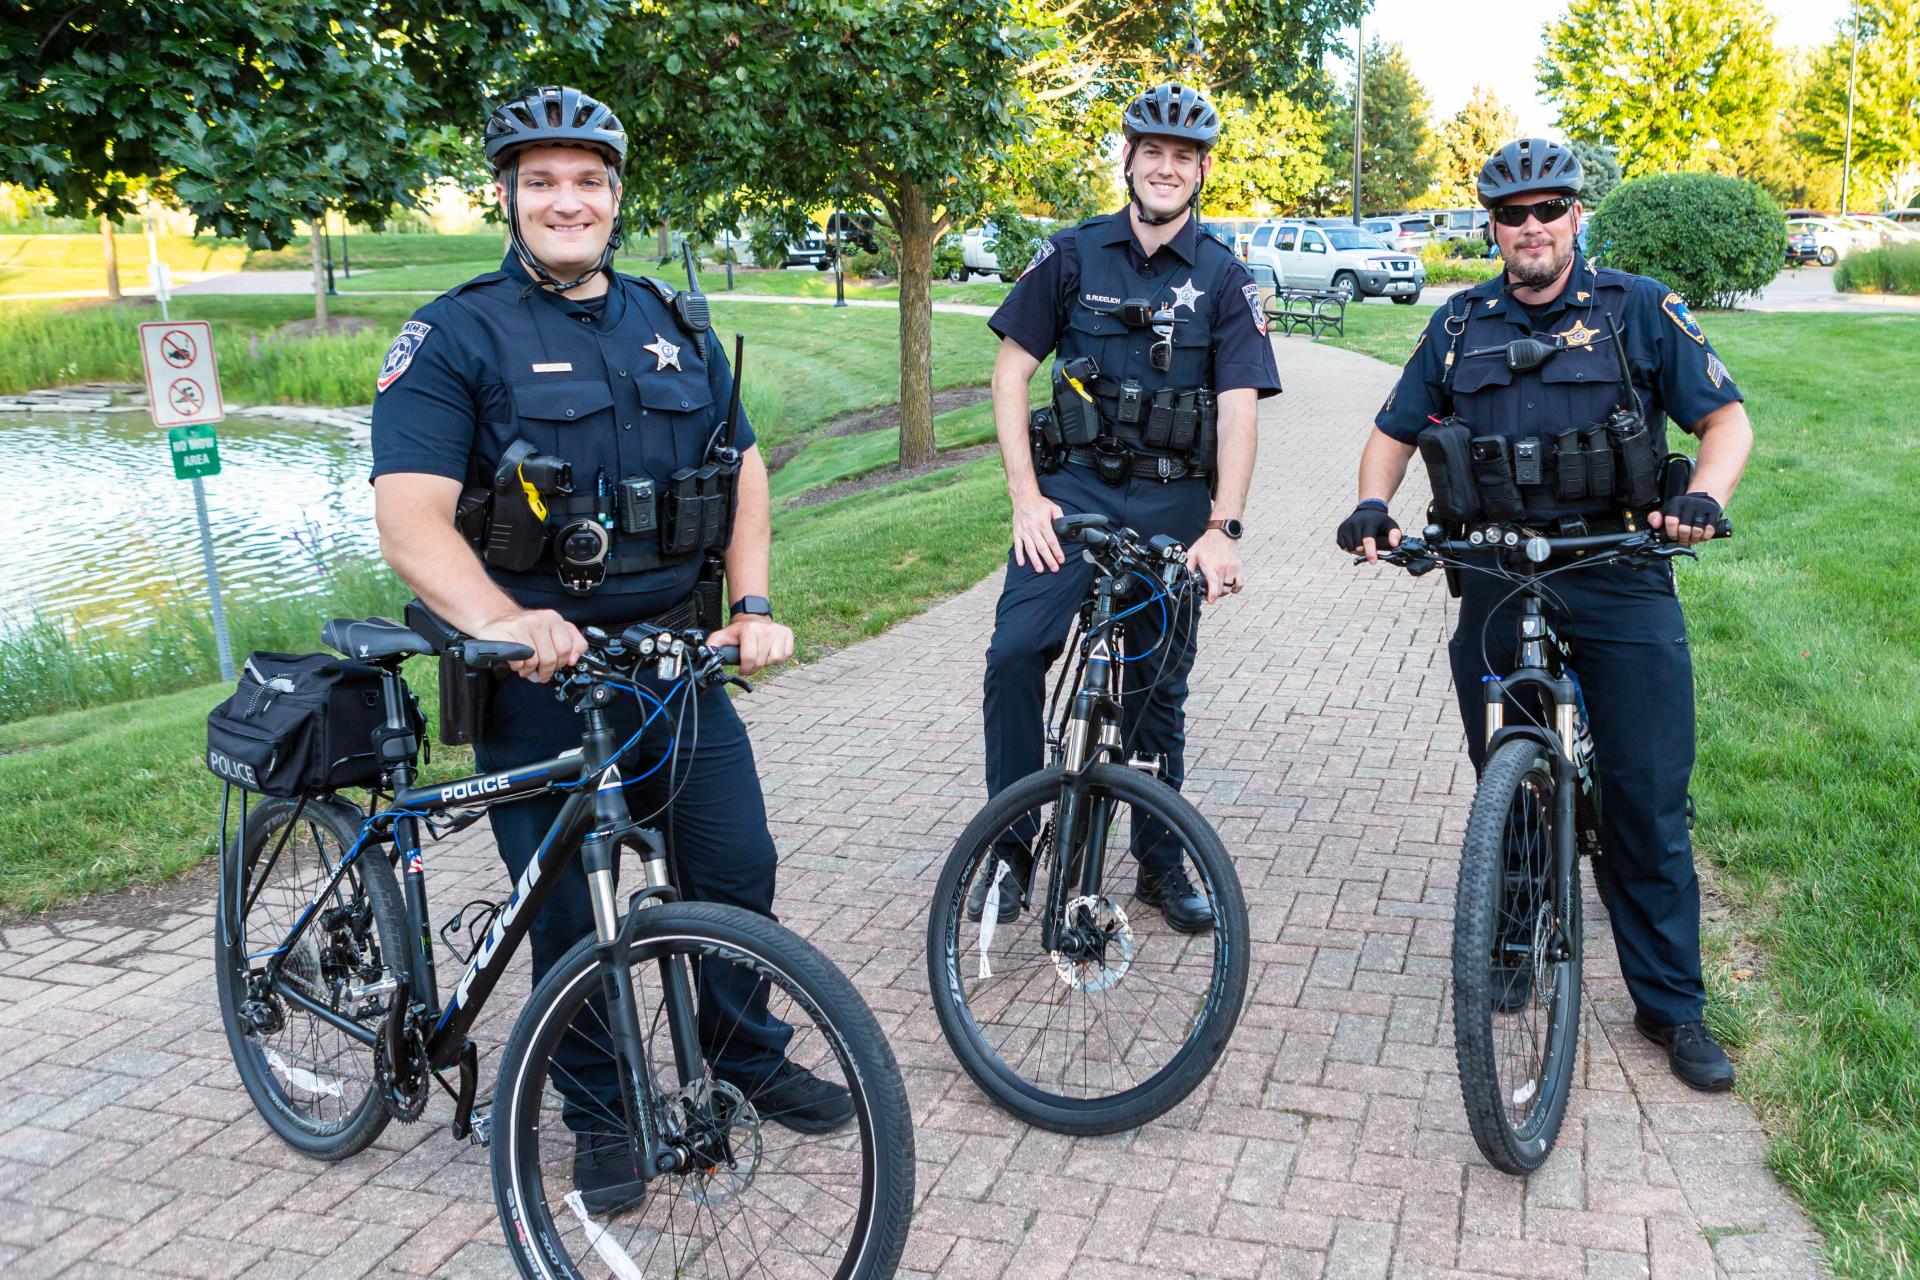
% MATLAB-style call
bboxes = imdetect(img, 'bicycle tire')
[214,794,406,1159]
[927,763,1249,1135]
[1453,739,1582,1173]
[494,901,914,1280]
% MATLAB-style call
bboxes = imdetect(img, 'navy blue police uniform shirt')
[369,254,753,628]
[1375,253,1742,447]
[989,208,1282,398]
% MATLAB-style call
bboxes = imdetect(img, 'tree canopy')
[1323,39,1436,215]
[1796,0,1920,211]
[1539,0,1785,179]
[1205,91,1331,216]
[1429,86,1518,208]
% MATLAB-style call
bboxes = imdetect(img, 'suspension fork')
[1043,617,1122,950]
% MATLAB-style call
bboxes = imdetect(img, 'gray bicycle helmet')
[484,85,628,171]
[1476,138,1583,206]
[1121,84,1221,150]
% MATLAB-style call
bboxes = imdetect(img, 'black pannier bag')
[206,652,413,796]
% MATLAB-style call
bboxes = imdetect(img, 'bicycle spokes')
[1490,771,1564,1131]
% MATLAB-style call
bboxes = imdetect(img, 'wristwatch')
[1206,518,1244,540]
[729,595,773,620]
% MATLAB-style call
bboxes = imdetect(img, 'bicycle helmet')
[1120,84,1221,150]
[1476,138,1583,206]
[484,85,628,170]
[485,86,628,294]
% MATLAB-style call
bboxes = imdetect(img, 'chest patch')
[643,333,682,371]
[377,321,431,393]
[1020,238,1056,280]
[1241,282,1267,336]
[1170,277,1206,312]
[1662,292,1706,345]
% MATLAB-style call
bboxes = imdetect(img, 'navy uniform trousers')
[1449,554,1704,1027]
[475,671,792,1131]
[984,461,1212,873]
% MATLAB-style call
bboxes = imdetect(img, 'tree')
[1569,139,1622,204]
[1323,39,1437,215]
[1796,0,1920,211]
[1538,0,1786,179]
[1205,91,1331,216]
[1429,86,1519,208]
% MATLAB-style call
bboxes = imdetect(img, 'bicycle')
[926,514,1250,1134]
[213,611,914,1278]
[1362,518,1726,1173]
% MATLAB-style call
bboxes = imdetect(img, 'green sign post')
[168,426,221,480]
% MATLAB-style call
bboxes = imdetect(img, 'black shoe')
[573,1132,647,1217]
[1489,963,1533,1013]
[725,1059,855,1135]
[1135,864,1214,934]
[965,846,1032,924]
[1634,1013,1735,1092]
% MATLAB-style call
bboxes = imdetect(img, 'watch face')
[1216,518,1243,540]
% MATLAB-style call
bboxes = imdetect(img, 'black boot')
[1135,864,1214,934]
[573,1131,647,1216]
[965,844,1032,924]
[722,1059,855,1134]
[1634,1012,1735,1092]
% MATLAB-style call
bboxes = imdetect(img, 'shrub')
[841,246,896,279]
[1586,173,1785,308]
[1424,257,1502,285]
[1835,243,1920,295]
[983,214,1051,278]
[934,234,966,281]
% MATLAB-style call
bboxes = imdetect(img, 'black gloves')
[1337,500,1400,553]
[1660,490,1724,535]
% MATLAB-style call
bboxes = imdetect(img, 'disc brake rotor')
[1050,895,1134,992]
[664,1077,760,1207]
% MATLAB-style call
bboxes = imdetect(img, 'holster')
[1051,361,1104,447]
[1418,420,1482,523]
[1028,405,1063,475]
[1090,438,1133,486]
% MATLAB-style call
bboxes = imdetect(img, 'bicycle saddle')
[322,617,434,662]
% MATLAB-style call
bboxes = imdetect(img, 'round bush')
[1586,173,1785,308]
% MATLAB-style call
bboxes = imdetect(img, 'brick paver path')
[0,336,1821,1278]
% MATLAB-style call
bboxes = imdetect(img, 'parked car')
[957,218,1059,279]
[1244,219,1425,304]
[1850,213,1920,245]
[1361,215,1434,253]
[823,210,882,255]
[1786,216,1862,266]
[1785,227,1822,264]
[1427,207,1489,241]
[1201,217,1262,258]
[783,228,833,270]
[1882,207,1920,226]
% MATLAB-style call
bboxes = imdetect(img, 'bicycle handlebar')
[1357,519,1732,573]
[1052,513,1195,586]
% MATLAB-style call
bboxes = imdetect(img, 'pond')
[1,411,378,633]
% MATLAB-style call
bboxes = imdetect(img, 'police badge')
[377,320,432,392]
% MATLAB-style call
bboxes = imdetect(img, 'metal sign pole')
[147,216,170,322]
[191,476,235,680]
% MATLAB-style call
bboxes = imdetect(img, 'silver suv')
[1244,220,1425,304]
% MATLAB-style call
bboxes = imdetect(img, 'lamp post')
[1840,0,1860,216]
[1351,17,1365,225]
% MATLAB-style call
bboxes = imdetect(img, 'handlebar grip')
[1053,513,1110,543]
[457,639,535,669]
[711,645,741,667]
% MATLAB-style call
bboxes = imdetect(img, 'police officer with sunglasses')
[974,83,1281,932]
[1336,139,1755,1092]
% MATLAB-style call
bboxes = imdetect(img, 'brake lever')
[725,674,753,694]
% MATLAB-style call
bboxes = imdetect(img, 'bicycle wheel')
[494,901,914,1280]
[1453,738,1582,1173]
[927,763,1249,1134]
[214,794,406,1159]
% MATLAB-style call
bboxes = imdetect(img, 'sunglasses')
[1490,196,1576,228]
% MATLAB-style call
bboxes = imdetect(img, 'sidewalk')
[0,337,1821,1278]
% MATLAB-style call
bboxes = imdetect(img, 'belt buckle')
[1155,456,1175,482]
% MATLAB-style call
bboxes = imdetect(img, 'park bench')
[1262,285,1347,340]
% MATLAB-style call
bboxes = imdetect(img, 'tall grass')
[1835,242,1920,295]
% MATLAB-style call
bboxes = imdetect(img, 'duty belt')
[1061,447,1204,482]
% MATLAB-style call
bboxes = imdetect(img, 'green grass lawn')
[0,232,255,297]
[1332,303,1920,1275]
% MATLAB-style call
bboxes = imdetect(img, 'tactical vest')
[446,272,735,600]
[1045,219,1226,476]
[1425,276,1664,525]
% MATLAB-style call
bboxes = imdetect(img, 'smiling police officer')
[1337,138,1755,1091]
[369,86,849,1212]
[973,83,1282,932]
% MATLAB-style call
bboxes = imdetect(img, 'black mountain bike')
[214,613,913,1279]
[1364,519,1725,1173]
[927,514,1250,1134]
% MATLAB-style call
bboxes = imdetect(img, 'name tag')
[531,362,574,373]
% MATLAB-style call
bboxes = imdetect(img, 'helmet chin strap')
[504,155,623,295]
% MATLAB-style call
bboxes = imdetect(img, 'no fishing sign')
[139,320,226,429]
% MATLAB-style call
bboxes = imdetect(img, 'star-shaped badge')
[1557,319,1599,347]
[1170,277,1205,312]
[643,333,682,371]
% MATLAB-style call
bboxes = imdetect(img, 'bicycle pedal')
[465,1107,492,1148]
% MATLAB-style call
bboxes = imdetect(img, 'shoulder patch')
[377,321,432,393]
[1662,292,1706,345]
[1019,237,1057,280]
[1241,281,1268,336]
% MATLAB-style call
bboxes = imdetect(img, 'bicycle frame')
[226,665,702,1169]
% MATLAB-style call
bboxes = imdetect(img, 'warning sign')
[139,320,224,428]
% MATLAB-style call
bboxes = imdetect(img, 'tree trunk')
[309,218,330,327]
[101,215,121,300]
[895,181,936,468]
[657,219,671,261]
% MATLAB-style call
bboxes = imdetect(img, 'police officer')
[1337,139,1754,1091]
[974,83,1282,931]
[369,86,850,1211]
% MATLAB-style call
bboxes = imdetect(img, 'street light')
[1351,17,1365,226]
[1840,0,1860,216]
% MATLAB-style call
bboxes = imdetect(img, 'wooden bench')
[1262,285,1347,340]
